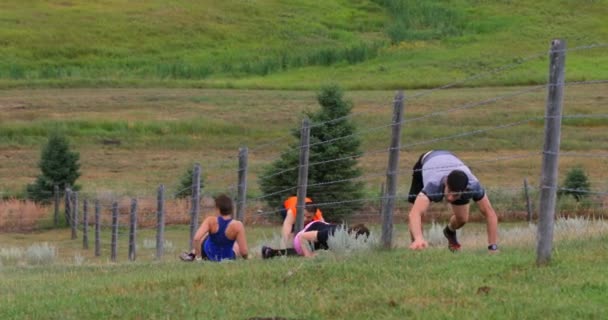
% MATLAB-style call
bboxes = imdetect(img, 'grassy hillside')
[1,0,607,89]
[1,230,607,319]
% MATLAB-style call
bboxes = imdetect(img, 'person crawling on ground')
[262,205,370,259]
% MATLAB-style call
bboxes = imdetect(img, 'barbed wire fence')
[1,40,607,263]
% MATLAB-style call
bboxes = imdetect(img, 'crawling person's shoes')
[443,226,461,252]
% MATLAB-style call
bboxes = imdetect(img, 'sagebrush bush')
[327,225,379,255]
[142,238,175,253]
[424,221,450,247]
[25,243,56,265]
[0,247,24,266]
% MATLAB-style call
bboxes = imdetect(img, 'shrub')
[327,225,378,255]
[25,243,57,265]
[26,131,81,202]
[174,163,204,199]
[560,166,591,202]
[259,85,364,220]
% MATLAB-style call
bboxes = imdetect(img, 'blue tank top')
[203,217,236,261]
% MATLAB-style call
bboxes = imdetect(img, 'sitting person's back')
[204,215,238,261]
[181,194,248,262]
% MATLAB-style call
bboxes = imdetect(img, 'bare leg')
[448,203,470,230]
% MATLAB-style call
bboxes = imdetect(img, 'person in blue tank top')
[406,150,499,253]
[180,194,248,262]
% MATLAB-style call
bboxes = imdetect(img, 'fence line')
[3,41,608,266]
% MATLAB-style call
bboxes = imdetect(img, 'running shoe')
[261,246,273,259]
[443,226,461,252]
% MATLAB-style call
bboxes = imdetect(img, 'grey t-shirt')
[420,151,485,203]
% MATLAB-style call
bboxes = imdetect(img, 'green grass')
[1,230,606,319]
[0,0,606,89]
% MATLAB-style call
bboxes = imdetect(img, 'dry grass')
[0,194,284,232]
[1,85,607,231]
[424,218,608,251]
[0,199,49,232]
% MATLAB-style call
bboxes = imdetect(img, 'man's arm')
[281,211,296,247]
[408,194,430,250]
[476,195,498,249]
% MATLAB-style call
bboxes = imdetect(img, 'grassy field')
[1,222,607,319]
[1,0,607,89]
[1,84,607,212]
[1,2,607,318]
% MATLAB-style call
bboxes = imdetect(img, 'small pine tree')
[175,164,204,199]
[26,132,81,202]
[561,166,591,202]
[259,84,363,220]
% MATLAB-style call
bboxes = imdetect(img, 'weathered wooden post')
[82,199,89,249]
[524,178,533,222]
[71,191,78,240]
[111,201,119,262]
[156,184,165,260]
[295,119,311,233]
[189,164,201,251]
[129,198,138,261]
[537,39,566,266]
[381,91,405,249]
[53,185,59,227]
[236,147,248,222]
[64,186,71,227]
[95,200,101,257]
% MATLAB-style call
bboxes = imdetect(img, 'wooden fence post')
[64,187,71,228]
[156,185,165,260]
[381,91,405,249]
[189,164,201,251]
[95,200,101,257]
[129,198,138,261]
[537,39,566,266]
[379,183,386,222]
[54,185,59,227]
[524,178,532,222]
[71,191,78,240]
[111,201,118,262]
[295,118,311,233]
[236,147,248,222]
[82,199,89,249]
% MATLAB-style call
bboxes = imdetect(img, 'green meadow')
[0,0,606,89]
[1,1,608,319]
[1,224,607,319]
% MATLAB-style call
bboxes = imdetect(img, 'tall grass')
[373,0,469,43]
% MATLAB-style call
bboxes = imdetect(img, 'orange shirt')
[283,196,323,221]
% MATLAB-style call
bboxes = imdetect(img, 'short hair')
[447,170,469,192]
[348,223,370,239]
[304,202,318,215]
[214,194,234,216]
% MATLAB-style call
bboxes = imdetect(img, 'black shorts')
[305,221,338,250]
[408,152,426,204]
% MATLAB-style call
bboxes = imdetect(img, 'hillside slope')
[0,0,607,89]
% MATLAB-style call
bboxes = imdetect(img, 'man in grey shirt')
[407,150,499,252]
